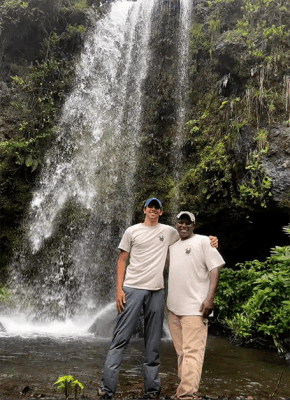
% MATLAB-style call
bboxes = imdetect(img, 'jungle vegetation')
[214,224,290,352]
[0,0,289,351]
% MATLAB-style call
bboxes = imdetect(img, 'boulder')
[88,308,169,339]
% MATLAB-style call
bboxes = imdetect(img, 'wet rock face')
[213,31,247,76]
[263,126,290,202]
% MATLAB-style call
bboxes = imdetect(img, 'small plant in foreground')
[54,375,84,399]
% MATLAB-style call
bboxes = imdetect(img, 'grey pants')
[101,287,164,397]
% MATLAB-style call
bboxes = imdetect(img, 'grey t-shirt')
[118,223,179,290]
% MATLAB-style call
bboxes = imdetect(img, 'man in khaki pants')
[167,211,225,399]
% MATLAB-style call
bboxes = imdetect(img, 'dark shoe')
[97,387,113,399]
[143,394,160,399]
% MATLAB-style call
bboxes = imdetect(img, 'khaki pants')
[168,312,208,399]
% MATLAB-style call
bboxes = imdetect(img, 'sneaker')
[97,387,113,399]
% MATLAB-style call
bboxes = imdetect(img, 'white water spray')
[170,0,194,214]
[28,0,155,253]
[175,0,193,129]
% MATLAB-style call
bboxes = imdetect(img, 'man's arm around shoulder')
[116,250,129,313]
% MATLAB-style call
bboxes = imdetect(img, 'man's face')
[176,217,194,240]
[143,201,163,220]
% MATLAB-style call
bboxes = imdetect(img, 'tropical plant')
[214,224,290,352]
[54,375,84,399]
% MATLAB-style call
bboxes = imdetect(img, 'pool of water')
[0,317,289,399]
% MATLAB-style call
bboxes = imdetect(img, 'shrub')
[214,224,290,352]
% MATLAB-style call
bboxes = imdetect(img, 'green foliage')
[9,25,82,140]
[214,225,290,352]
[54,375,84,399]
[190,23,209,51]
[237,151,271,208]
[0,0,88,279]
[3,0,28,9]
[180,137,233,215]
[254,129,268,154]
[214,0,235,3]
[236,0,290,57]
[74,0,87,9]
[0,135,49,173]
[59,0,88,12]
[0,137,41,276]
[209,18,221,38]
[179,87,271,214]
[179,0,290,216]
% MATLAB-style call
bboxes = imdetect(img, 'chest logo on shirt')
[185,245,193,254]
[159,235,164,242]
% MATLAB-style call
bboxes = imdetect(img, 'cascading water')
[170,0,193,213]
[7,0,156,325]
[3,0,194,333]
[175,0,193,128]
[28,0,155,254]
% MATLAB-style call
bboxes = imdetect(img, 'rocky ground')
[0,378,285,400]
[0,384,268,400]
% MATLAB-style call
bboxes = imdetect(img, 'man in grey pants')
[98,198,217,399]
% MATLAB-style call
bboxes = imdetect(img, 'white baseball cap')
[176,211,195,223]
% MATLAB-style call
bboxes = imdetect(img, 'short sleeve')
[201,236,225,271]
[118,229,132,253]
[168,227,180,245]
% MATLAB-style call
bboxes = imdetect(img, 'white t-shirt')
[167,234,225,316]
[118,223,179,290]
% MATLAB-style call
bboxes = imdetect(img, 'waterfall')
[29,0,155,253]
[175,0,193,136]
[171,0,193,214]
[6,0,193,326]
[8,0,156,321]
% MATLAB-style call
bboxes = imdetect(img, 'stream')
[0,316,289,399]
